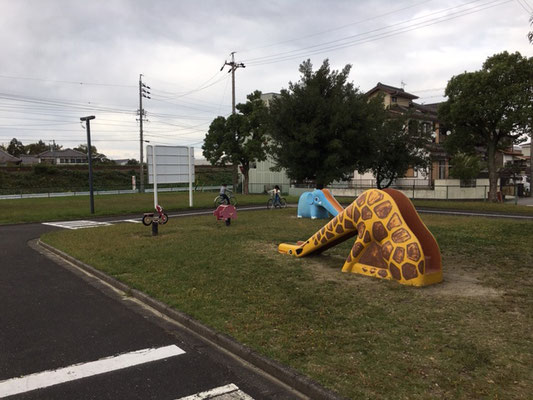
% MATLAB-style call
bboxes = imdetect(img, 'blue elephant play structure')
[297,189,344,219]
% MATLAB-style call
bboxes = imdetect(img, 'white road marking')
[176,383,254,400]
[0,345,185,397]
[121,218,142,223]
[42,220,112,230]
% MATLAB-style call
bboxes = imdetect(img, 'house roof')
[366,82,419,100]
[0,148,21,163]
[388,103,440,122]
[39,149,86,158]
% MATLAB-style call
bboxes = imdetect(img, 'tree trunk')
[487,141,498,202]
[232,163,238,193]
[242,162,249,195]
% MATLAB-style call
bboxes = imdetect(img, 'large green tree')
[203,90,269,194]
[439,51,533,201]
[6,138,25,157]
[360,112,430,189]
[25,140,49,155]
[268,59,377,188]
[73,144,111,164]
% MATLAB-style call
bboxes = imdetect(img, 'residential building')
[38,149,87,165]
[19,155,40,165]
[362,82,450,185]
[0,148,21,166]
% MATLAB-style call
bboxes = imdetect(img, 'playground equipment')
[280,188,442,287]
[214,204,237,226]
[297,188,344,219]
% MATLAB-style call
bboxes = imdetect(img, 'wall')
[289,179,492,200]
[247,156,291,194]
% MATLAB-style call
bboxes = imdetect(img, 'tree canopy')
[73,144,112,164]
[6,138,25,157]
[439,51,533,201]
[359,111,430,189]
[202,90,269,194]
[268,59,379,188]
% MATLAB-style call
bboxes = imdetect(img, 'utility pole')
[80,115,96,214]
[138,74,151,193]
[220,52,245,191]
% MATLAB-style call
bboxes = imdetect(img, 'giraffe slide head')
[279,188,442,287]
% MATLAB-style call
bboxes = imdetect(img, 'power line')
[238,0,436,54]
[244,0,510,66]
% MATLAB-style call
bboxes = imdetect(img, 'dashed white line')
[176,383,254,400]
[0,345,185,397]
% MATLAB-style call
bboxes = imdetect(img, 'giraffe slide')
[279,188,442,287]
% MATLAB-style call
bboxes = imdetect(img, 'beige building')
[361,82,450,185]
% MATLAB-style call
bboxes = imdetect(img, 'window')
[438,160,446,179]
[391,96,397,103]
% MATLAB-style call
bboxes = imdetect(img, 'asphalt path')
[0,222,311,400]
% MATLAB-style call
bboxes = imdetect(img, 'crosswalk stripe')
[0,345,185,397]
[176,383,254,400]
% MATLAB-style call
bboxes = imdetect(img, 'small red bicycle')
[142,204,169,226]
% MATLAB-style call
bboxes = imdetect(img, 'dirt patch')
[422,270,503,298]
[249,241,502,298]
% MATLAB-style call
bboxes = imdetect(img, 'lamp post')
[80,115,96,214]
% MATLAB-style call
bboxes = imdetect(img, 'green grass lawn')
[41,210,533,399]
[0,192,299,224]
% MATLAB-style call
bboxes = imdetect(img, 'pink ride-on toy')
[214,204,237,226]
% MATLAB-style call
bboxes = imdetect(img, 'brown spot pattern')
[390,263,401,280]
[351,242,364,259]
[372,221,387,242]
[374,201,392,219]
[391,228,411,243]
[382,241,393,260]
[356,192,367,207]
[392,247,405,264]
[344,219,355,230]
[359,242,387,269]
[357,222,365,239]
[361,206,372,220]
[364,231,371,243]
[406,243,421,262]
[402,263,418,280]
[335,224,344,234]
[378,269,388,278]
[418,260,425,274]
[325,231,335,239]
[345,204,353,219]
[387,213,402,230]
[367,191,384,206]
[352,207,361,222]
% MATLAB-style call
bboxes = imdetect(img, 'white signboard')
[146,145,194,208]
[147,145,194,184]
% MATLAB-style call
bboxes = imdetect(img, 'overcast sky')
[0,0,531,160]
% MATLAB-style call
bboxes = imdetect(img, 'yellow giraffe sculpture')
[279,188,442,287]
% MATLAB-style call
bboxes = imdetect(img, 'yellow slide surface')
[279,188,442,287]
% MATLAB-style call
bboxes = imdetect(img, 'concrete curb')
[38,240,346,400]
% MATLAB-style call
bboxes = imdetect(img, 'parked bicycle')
[142,204,169,226]
[214,193,237,207]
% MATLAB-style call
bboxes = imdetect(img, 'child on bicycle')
[219,183,231,205]
[272,185,281,206]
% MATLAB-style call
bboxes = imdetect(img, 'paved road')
[0,222,309,400]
